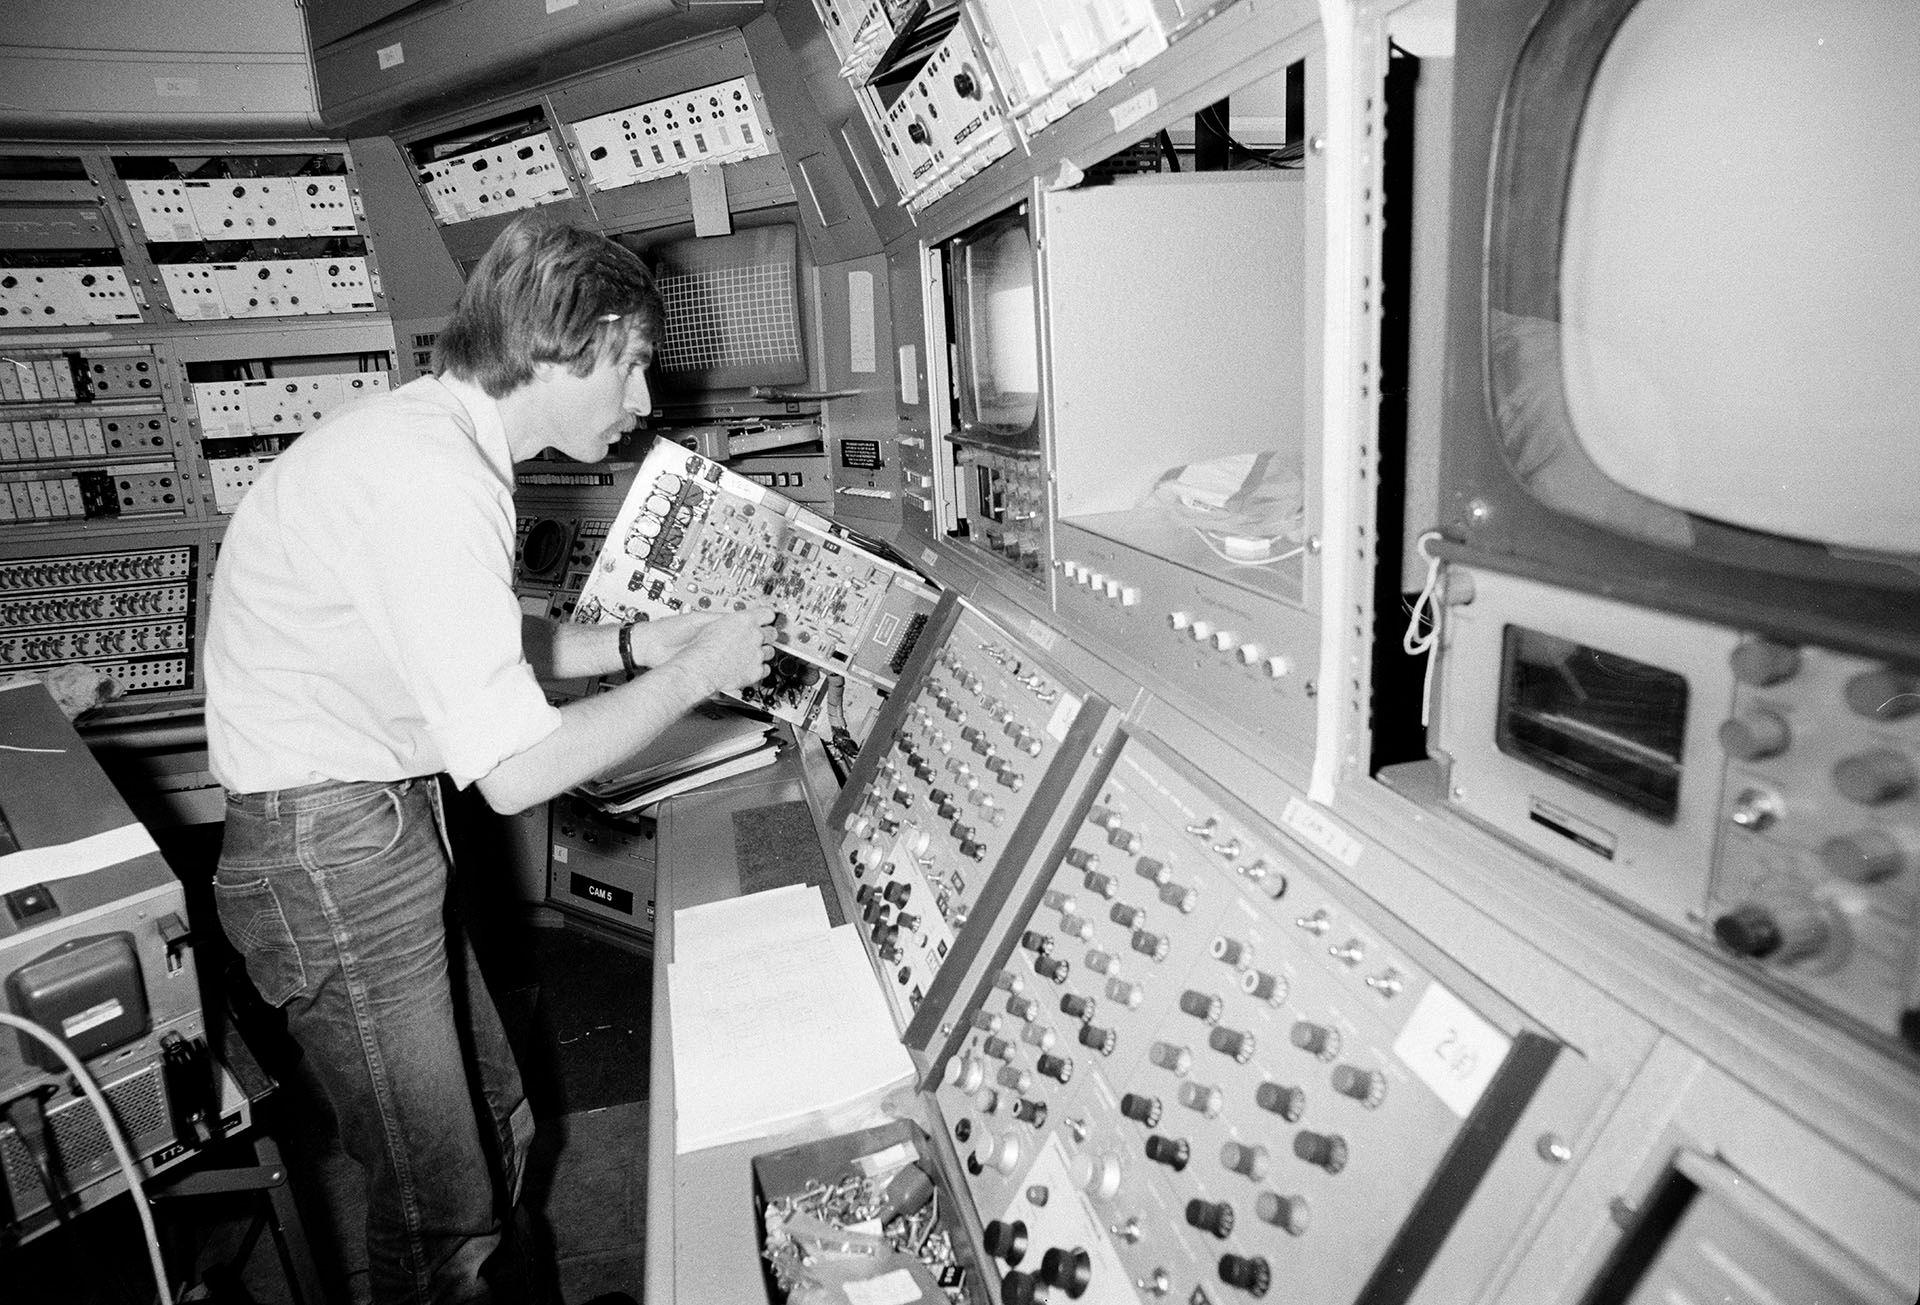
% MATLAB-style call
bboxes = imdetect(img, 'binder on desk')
[668,886,914,1154]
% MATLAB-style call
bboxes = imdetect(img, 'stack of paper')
[579,703,780,814]
[669,884,916,1154]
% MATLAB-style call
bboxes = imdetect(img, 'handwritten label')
[1046,694,1080,742]
[1392,982,1510,1117]
[1282,795,1365,867]
[377,43,405,70]
[544,0,579,10]
[1110,87,1159,134]
[153,77,200,98]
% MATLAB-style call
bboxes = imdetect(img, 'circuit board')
[574,442,939,692]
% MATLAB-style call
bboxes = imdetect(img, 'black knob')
[907,119,929,145]
[1218,1254,1271,1297]
[1119,1093,1161,1126]
[983,1218,1029,1265]
[884,881,912,905]
[1078,1024,1116,1055]
[999,1270,1041,1305]
[1035,956,1070,982]
[1037,1053,1073,1083]
[953,69,979,99]
[1060,993,1095,1020]
[1714,905,1782,958]
[1021,930,1054,954]
[1039,1246,1092,1298]
[1209,1027,1255,1063]
[1144,1134,1189,1170]
[1186,1198,1235,1239]
[1179,990,1222,1023]
[1012,1098,1048,1127]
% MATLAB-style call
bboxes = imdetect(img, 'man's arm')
[521,610,753,681]
[479,608,773,814]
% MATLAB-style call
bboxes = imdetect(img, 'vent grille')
[0,1062,170,1219]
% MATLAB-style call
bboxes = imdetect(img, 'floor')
[5,818,656,1305]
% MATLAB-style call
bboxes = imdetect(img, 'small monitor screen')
[951,208,1039,447]
[641,224,806,396]
[1552,0,1920,557]
[1496,626,1688,823]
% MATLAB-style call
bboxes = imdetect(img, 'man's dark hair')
[432,213,665,398]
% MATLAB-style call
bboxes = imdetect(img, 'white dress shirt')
[205,374,561,792]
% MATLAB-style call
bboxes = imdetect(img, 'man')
[204,213,773,1303]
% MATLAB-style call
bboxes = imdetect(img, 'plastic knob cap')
[1179,989,1223,1024]
[1144,1134,1190,1171]
[1186,1199,1235,1239]
[1209,1027,1256,1063]
[1039,1247,1092,1298]
[1844,668,1920,720]
[999,1270,1040,1305]
[983,1220,1029,1264]
[1221,1140,1269,1180]
[1718,710,1790,761]
[1218,1254,1271,1298]
[1293,1131,1348,1173]
[1255,1192,1310,1235]
[1078,1024,1116,1055]
[1818,830,1910,884]
[1119,1092,1161,1126]
[1255,1081,1307,1122]
[1730,640,1801,686]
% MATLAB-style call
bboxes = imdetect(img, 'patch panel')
[0,266,142,327]
[417,131,574,225]
[569,77,775,192]
[0,411,170,466]
[207,457,262,513]
[212,259,325,318]
[0,545,197,697]
[0,353,80,405]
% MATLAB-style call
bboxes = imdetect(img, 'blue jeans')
[214,777,537,1305]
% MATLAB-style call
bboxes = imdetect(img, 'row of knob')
[0,586,186,626]
[0,552,189,589]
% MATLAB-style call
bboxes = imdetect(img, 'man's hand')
[627,609,772,668]
[667,607,777,696]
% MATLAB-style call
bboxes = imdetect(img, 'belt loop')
[264,789,282,822]
[427,776,454,867]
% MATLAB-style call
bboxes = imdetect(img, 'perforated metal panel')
[0,1061,169,1218]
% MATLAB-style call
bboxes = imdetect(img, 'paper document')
[674,883,828,963]
[670,919,913,1154]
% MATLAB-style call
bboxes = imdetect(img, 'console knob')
[1255,1081,1307,1121]
[1712,900,1833,964]
[1035,956,1070,982]
[952,68,979,100]
[1060,993,1095,1020]
[1209,1027,1256,1063]
[1293,1131,1348,1173]
[1131,930,1170,961]
[1242,969,1287,1004]
[906,119,929,145]
[1330,1064,1387,1108]
[1148,1041,1191,1075]
[1844,668,1920,721]
[1144,1134,1189,1170]
[1065,847,1099,871]
[1072,1152,1122,1200]
[1186,1199,1235,1239]
[1078,1024,1116,1055]
[1119,1092,1161,1126]
[1134,855,1170,885]
[1218,1254,1272,1298]
[1178,1081,1223,1117]
[1818,829,1912,884]
[1105,978,1143,1008]
[1221,1140,1269,1180]
[1256,1191,1311,1235]
[1719,710,1791,761]
[983,1219,1029,1264]
[1179,989,1223,1023]
[1081,870,1116,898]
[998,1270,1040,1305]
[1039,1247,1092,1298]
[1037,1053,1073,1083]
[1291,1021,1340,1059]
[1833,749,1917,805]
[1731,640,1801,686]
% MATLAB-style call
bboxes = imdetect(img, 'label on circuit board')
[574,442,940,698]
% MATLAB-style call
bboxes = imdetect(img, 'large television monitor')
[1439,0,1920,657]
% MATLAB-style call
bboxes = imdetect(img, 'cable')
[0,1012,171,1305]
[1190,527,1307,568]
[1403,531,1445,726]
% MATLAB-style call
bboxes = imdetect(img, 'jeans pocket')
[302,787,404,873]
[212,875,307,1007]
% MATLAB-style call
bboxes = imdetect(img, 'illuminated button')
[1291,1021,1340,1059]
[1294,1131,1347,1173]
[1256,1192,1310,1235]
[1833,750,1917,805]
[1148,1041,1192,1075]
[1330,1064,1387,1108]
[1719,710,1791,761]
[1846,668,1920,720]
[1179,1081,1224,1117]
[1730,640,1801,686]
[1119,1092,1162,1126]
[1255,1081,1306,1122]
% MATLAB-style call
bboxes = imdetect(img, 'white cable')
[1404,531,1446,727]
[1189,527,1308,569]
[0,745,67,754]
[0,1011,171,1304]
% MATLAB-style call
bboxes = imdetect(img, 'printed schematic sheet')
[574,442,940,724]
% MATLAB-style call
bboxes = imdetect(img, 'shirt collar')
[436,373,516,484]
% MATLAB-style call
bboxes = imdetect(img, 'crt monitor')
[1440,0,1920,654]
